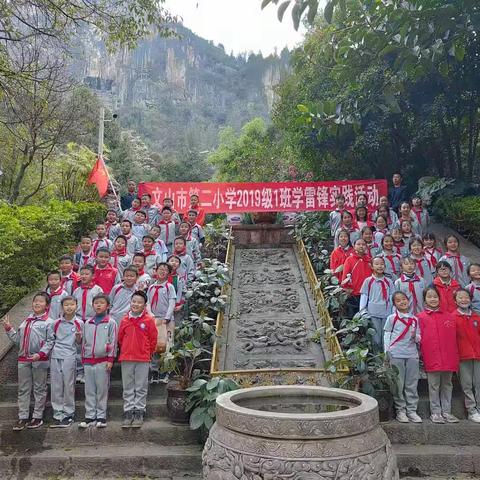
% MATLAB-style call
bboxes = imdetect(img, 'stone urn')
[203,385,399,480]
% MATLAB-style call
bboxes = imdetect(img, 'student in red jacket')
[433,261,460,313]
[93,248,118,295]
[454,289,480,423]
[330,230,353,280]
[118,291,157,429]
[418,287,460,424]
[341,239,372,316]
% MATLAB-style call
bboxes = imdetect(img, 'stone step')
[394,444,480,476]
[0,418,199,448]
[0,380,166,402]
[383,420,479,446]
[0,443,203,479]
[416,396,468,420]
[0,397,168,421]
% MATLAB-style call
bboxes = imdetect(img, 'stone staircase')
[0,364,203,480]
[385,378,480,477]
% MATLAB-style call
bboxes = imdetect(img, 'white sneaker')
[396,412,409,423]
[407,412,422,423]
[468,411,480,423]
[430,413,445,424]
[442,413,459,423]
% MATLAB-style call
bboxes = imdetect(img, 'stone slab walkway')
[430,223,480,263]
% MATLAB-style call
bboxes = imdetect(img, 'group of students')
[2,192,206,431]
[329,189,480,424]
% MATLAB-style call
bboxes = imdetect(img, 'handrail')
[210,227,234,375]
[296,239,348,374]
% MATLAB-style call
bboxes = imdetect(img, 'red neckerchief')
[111,249,127,268]
[23,312,49,356]
[400,274,421,309]
[92,238,107,256]
[412,207,423,224]
[384,253,399,275]
[367,276,390,302]
[80,283,93,321]
[445,252,464,273]
[469,283,480,297]
[174,247,187,256]
[105,221,117,236]
[150,282,166,309]
[425,247,440,270]
[47,286,63,298]
[158,220,172,244]
[136,268,145,276]
[143,249,156,257]
[390,312,417,346]
[412,257,425,277]
[80,251,92,265]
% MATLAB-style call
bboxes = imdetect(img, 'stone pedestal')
[203,385,399,480]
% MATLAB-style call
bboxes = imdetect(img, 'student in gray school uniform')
[109,267,138,324]
[384,291,422,423]
[79,294,117,429]
[118,291,158,428]
[466,263,480,313]
[359,257,395,347]
[110,235,132,282]
[50,296,82,428]
[394,257,426,314]
[147,263,176,384]
[157,207,177,254]
[73,265,104,322]
[141,235,164,276]
[2,292,54,430]
[172,237,195,284]
[120,219,142,256]
[45,271,69,320]
[140,193,160,226]
[105,209,122,241]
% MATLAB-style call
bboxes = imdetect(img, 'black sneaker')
[96,418,107,428]
[13,419,28,431]
[131,411,144,428]
[60,416,74,428]
[149,371,159,384]
[27,418,43,429]
[49,419,65,428]
[79,418,96,429]
[121,411,133,429]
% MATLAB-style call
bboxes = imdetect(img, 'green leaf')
[189,407,207,430]
[277,1,291,21]
[261,0,275,9]
[206,376,220,391]
[324,0,336,23]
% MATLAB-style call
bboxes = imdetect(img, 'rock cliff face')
[80,24,290,150]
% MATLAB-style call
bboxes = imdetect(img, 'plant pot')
[166,381,190,424]
[251,211,277,224]
[374,389,394,422]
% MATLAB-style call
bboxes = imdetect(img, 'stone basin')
[203,385,399,480]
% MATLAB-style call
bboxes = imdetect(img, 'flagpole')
[98,106,122,213]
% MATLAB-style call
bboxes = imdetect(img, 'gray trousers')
[84,363,110,420]
[427,371,453,414]
[50,356,76,420]
[371,316,386,348]
[76,344,84,379]
[18,363,48,420]
[459,360,480,414]
[390,357,419,413]
[121,361,149,413]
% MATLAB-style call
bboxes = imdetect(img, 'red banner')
[137,180,387,213]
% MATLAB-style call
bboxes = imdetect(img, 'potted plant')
[323,311,398,422]
[186,376,240,441]
[161,313,218,424]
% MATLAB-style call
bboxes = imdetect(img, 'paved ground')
[430,222,480,263]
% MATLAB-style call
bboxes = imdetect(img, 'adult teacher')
[388,173,409,213]
[120,180,137,211]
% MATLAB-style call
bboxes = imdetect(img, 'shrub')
[434,196,480,247]
[0,200,105,314]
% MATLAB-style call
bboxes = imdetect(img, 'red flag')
[87,157,109,198]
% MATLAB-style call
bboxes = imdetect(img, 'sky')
[163,0,306,56]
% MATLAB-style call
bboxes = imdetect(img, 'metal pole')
[98,106,105,158]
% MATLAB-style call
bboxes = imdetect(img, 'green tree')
[208,118,291,182]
